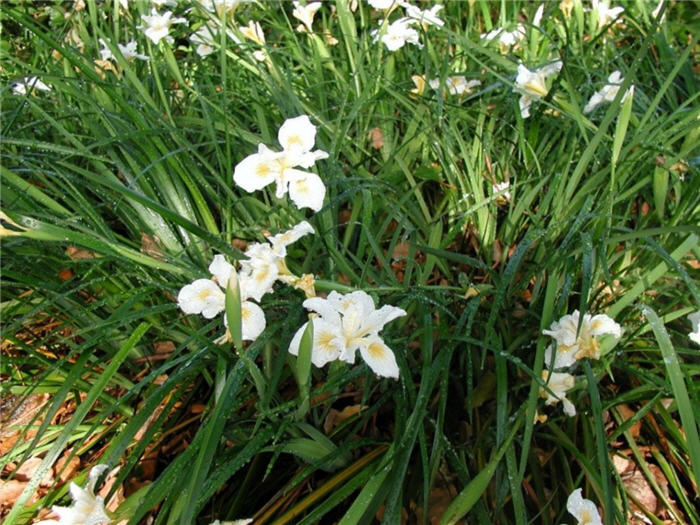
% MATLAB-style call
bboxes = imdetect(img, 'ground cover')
[0,0,698,523]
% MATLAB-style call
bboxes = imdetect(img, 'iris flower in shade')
[583,71,632,113]
[689,311,700,345]
[288,290,406,378]
[514,61,562,118]
[539,369,576,416]
[138,9,187,44]
[233,116,328,211]
[566,488,603,525]
[591,0,624,30]
[36,465,111,525]
[98,39,149,62]
[543,310,622,369]
[292,1,323,33]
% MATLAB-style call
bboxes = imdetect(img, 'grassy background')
[1,0,699,523]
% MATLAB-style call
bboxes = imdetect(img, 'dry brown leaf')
[391,242,410,260]
[616,404,642,438]
[368,127,383,150]
[323,404,366,433]
[153,341,175,355]
[0,480,27,507]
[622,467,657,518]
[65,246,97,260]
[54,450,81,484]
[13,457,53,487]
[141,233,165,261]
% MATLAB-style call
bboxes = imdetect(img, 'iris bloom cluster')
[36,465,111,525]
[369,1,444,52]
[233,116,328,211]
[539,310,621,416]
[177,222,315,342]
[288,291,406,378]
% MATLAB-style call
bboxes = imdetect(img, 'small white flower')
[481,24,527,54]
[50,464,111,525]
[292,1,323,33]
[591,0,624,29]
[402,2,444,28]
[566,488,603,525]
[375,18,422,51]
[99,39,149,62]
[233,116,328,211]
[11,76,51,95]
[583,71,632,113]
[539,369,576,416]
[138,9,187,45]
[288,291,406,378]
[543,310,621,369]
[514,61,562,118]
[428,76,481,96]
[688,311,700,345]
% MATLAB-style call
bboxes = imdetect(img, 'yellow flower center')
[367,342,385,359]
[318,331,337,352]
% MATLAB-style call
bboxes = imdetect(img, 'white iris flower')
[178,253,272,342]
[233,116,328,211]
[543,310,621,369]
[98,39,149,62]
[373,17,422,51]
[591,0,624,30]
[539,369,576,416]
[402,3,444,28]
[11,77,51,95]
[514,61,562,118]
[288,290,406,378]
[428,76,481,96]
[138,9,187,45]
[292,2,323,33]
[36,465,111,525]
[583,71,632,113]
[566,488,603,525]
[481,24,527,54]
